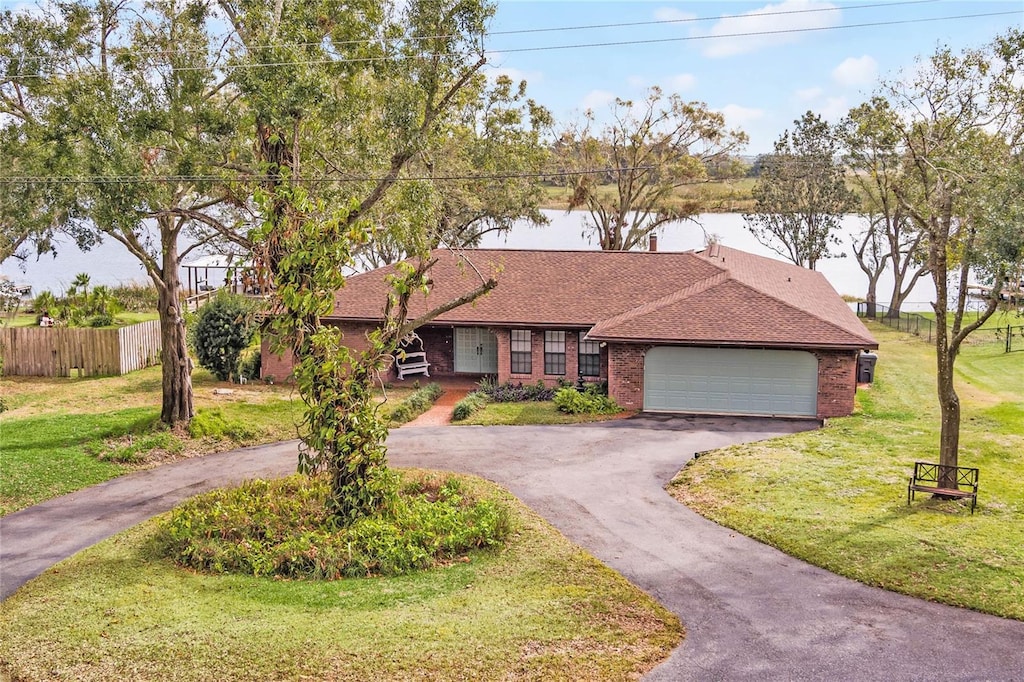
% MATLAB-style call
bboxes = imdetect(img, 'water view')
[2,211,938,310]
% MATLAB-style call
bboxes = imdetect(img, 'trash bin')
[858,351,878,383]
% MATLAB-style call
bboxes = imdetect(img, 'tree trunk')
[157,232,193,425]
[864,277,878,318]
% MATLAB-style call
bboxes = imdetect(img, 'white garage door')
[643,347,818,417]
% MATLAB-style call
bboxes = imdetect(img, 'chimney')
[649,235,658,252]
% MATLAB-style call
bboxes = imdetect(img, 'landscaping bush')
[388,382,443,424]
[554,385,620,415]
[452,391,489,421]
[479,378,558,402]
[191,292,257,381]
[154,472,512,579]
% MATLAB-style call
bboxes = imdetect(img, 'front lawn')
[0,367,413,516]
[670,324,1024,619]
[0,475,681,681]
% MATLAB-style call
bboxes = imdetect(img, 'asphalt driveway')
[2,416,1023,680]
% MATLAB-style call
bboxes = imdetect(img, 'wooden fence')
[0,320,162,377]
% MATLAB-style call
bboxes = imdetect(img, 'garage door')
[643,347,818,417]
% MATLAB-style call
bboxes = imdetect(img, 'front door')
[454,328,498,374]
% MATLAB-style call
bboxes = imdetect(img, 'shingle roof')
[328,246,877,350]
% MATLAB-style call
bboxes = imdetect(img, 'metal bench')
[908,461,979,514]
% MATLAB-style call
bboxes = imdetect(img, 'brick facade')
[606,343,859,419]
[495,328,608,387]
[262,322,858,419]
[812,349,859,419]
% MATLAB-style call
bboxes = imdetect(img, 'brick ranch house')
[262,244,878,419]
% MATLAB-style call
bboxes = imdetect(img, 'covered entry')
[643,347,818,416]
[454,327,497,374]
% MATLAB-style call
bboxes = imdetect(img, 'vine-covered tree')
[558,86,747,251]
[840,98,928,316]
[220,0,501,521]
[744,111,856,270]
[884,29,1023,480]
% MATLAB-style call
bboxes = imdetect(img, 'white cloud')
[627,75,649,89]
[718,104,766,127]
[667,73,698,92]
[832,55,878,87]
[795,87,823,101]
[702,0,840,58]
[818,95,849,121]
[579,90,618,113]
[654,7,698,23]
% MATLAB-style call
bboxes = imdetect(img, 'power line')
[495,10,1021,55]
[4,8,1017,78]
[1,0,939,62]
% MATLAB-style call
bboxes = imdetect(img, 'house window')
[511,330,532,374]
[544,331,566,375]
[579,337,601,377]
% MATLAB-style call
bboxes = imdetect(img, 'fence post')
[1009,325,1012,354]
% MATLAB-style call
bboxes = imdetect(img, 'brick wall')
[496,328,607,386]
[259,321,456,383]
[607,343,649,409]
[813,349,859,419]
[607,343,859,418]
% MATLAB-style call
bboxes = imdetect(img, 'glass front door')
[454,328,498,374]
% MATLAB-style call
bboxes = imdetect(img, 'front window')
[544,331,566,375]
[579,337,601,377]
[511,330,531,374]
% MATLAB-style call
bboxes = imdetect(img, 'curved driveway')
[2,416,1023,680]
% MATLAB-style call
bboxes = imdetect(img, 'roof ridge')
[590,268,731,336]
[697,245,875,345]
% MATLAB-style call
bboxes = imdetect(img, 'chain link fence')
[857,303,1023,353]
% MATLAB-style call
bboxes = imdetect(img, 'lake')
[1,211,938,310]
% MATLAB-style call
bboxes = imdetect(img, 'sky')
[480,0,1022,153]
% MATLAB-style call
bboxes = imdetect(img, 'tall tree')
[0,7,92,266]
[841,98,928,315]
[3,0,250,425]
[744,111,856,270]
[221,0,500,521]
[884,30,1024,480]
[355,74,552,268]
[558,86,747,251]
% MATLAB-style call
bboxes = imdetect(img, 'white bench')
[395,351,430,380]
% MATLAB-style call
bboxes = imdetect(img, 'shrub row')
[452,391,489,421]
[478,378,562,402]
[388,382,443,424]
[154,473,513,579]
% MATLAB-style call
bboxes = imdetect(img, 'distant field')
[539,178,757,213]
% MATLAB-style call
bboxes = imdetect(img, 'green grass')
[670,324,1024,619]
[3,311,160,328]
[458,400,629,426]
[0,366,412,516]
[539,178,757,213]
[0,476,682,681]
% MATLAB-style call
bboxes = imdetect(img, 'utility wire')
[1,0,940,60]
[4,8,1018,78]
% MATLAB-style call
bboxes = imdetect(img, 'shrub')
[479,379,556,403]
[452,391,489,421]
[154,472,512,579]
[388,382,443,424]
[88,313,114,327]
[553,386,620,415]
[191,292,256,381]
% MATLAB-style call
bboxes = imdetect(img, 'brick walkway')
[401,378,478,427]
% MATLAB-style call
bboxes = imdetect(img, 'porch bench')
[908,461,979,514]
[395,351,430,380]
